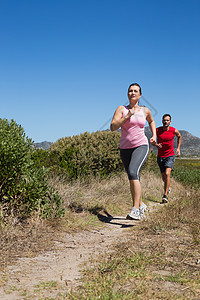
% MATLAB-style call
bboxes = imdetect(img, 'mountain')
[145,127,200,157]
[34,141,52,150]
[34,129,200,157]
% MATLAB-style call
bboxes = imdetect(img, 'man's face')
[162,116,171,127]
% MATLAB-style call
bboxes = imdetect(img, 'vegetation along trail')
[0,121,200,299]
[1,167,199,299]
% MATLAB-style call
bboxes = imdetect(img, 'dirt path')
[0,203,158,299]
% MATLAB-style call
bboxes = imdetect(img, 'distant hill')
[34,141,52,150]
[34,129,200,157]
[145,127,200,157]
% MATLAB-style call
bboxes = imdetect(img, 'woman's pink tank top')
[119,106,148,149]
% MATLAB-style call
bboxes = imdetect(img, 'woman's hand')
[127,108,135,117]
[150,136,157,146]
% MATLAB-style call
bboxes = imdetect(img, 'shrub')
[35,131,155,181]
[49,131,123,179]
[31,148,62,176]
[0,119,64,219]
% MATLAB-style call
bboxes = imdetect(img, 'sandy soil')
[0,203,158,299]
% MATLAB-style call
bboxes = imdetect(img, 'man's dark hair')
[162,114,171,120]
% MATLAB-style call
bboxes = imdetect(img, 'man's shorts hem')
[157,155,175,173]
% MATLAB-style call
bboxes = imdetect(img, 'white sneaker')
[139,203,147,213]
[126,207,141,220]
[168,187,171,195]
[139,203,147,218]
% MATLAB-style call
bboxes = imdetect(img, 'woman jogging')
[110,83,156,220]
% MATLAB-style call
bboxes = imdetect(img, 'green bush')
[49,131,123,179]
[31,148,62,175]
[0,119,64,219]
[34,131,155,181]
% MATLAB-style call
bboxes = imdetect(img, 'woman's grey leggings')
[120,145,149,180]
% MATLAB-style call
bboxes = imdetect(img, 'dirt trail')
[0,203,158,299]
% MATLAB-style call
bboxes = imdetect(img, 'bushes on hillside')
[49,130,123,179]
[0,119,64,219]
[34,131,155,181]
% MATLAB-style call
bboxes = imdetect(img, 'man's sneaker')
[126,207,141,220]
[139,203,147,218]
[168,187,171,195]
[162,195,168,203]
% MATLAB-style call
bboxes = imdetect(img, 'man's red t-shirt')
[156,126,176,157]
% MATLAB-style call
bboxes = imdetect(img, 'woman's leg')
[129,179,142,209]
[127,145,149,208]
[120,145,149,218]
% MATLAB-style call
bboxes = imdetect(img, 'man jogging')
[155,114,182,203]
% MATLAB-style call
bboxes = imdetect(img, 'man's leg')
[162,167,172,196]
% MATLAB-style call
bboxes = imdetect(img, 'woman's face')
[128,85,141,102]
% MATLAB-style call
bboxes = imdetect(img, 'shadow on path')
[97,210,135,228]
[145,197,160,203]
[146,198,166,205]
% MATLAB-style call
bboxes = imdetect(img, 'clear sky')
[0,0,199,142]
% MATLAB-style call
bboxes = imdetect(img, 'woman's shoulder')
[141,106,149,112]
[141,106,150,115]
[116,105,127,112]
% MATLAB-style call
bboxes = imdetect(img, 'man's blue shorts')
[157,155,175,173]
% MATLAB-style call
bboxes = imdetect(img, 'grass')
[34,280,58,292]
[67,227,199,299]
[63,160,200,299]
[175,157,200,169]
[0,158,200,299]
[67,239,199,299]
[172,157,200,188]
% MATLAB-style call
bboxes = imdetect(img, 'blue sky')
[0,0,199,142]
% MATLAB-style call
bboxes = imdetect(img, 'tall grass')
[172,158,200,188]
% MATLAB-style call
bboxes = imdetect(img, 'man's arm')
[175,129,182,156]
